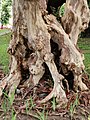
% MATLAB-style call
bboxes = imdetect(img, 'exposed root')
[0,71,21,98]
[73,74,88,92]
[44,14,88,92]
[0,76,8,96]
[78,75,88,91]
[7,72,21,97]
[38,53,68,106]
[0,56,21,98]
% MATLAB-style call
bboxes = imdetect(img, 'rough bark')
[0,0,90,106]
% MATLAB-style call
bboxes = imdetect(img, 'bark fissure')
[0,0,90,106]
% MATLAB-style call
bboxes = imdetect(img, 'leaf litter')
[0,69,90,120]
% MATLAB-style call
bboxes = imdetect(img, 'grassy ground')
[0,29,9,34]
[0,29,11,73]
[78,38,90,76]
[0,29,11,35]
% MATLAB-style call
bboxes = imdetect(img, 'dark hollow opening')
[22,36,34,58]
[50,39,61,73]
[50,39,74,90]
[36,62,53,99]
[47,0,66,14]
[20,64,30,84]
[63,71,74,90]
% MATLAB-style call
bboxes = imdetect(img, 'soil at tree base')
[0,69,90,120]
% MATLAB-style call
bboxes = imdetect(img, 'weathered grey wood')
[0,0,89,106]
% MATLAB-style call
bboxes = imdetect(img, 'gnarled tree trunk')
[0,0,90,106]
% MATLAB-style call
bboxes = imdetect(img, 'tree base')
[0,0,89,107]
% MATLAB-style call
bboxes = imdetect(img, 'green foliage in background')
[59,3,65,17]
[0,0,12,26]
[87,0,90,8]
[50,3,65,18]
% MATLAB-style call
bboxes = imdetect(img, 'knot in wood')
[29,59,44,75]
[74,67,83,75]
[44,53,54,62]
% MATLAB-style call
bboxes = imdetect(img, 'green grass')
[78,38,90,75]
[84,53,90,75]
[0,33,11,73]
[78,38,90,50]
[1,88,16,120]
[0,28,11,35]
[70,93,79,119]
